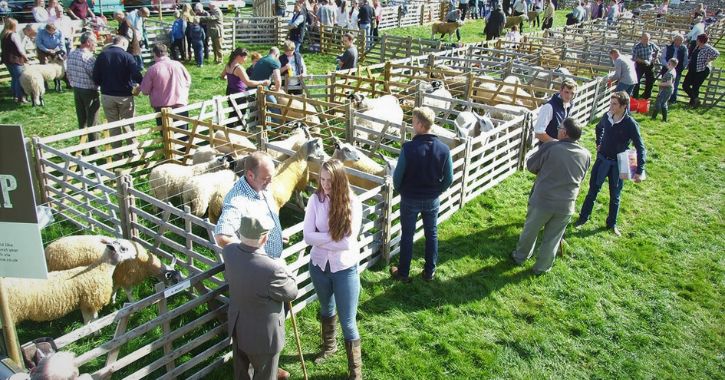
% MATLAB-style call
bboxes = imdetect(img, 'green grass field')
[2,12,724,379]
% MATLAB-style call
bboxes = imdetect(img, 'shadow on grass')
[361,221,534,314]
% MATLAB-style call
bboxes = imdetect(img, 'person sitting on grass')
[651,58,677,122]
[505,24,522,43]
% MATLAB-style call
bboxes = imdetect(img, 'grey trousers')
[512,204,572,274]
[74,88,100,145]
[101,94,136,150]
[233,341,280,380]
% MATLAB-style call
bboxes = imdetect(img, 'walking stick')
[287,301,309,380]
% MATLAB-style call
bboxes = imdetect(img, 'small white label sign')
[164,279,191,298]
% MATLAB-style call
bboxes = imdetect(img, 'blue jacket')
[595,112,646,174]
[394,134,453,199]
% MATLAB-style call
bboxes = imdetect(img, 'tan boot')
[344,339,362,380]
[314,315,338,364]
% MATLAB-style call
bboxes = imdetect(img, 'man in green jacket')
[201,3,224,64]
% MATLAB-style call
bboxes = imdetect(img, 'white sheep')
[421,80,453,112]
[148,154,234,204]
[528,66,573,97]
[454,111,496,138]
[266,122,312,160]
[191,146,222,165]
[490,104,529,121]
[7,239,137,324]
[19,58,65,107]
[44,235,181,303]
[331,136,393,190]
[212,130,257,156]
[348,93,404,142]
[271,137,326,211]
[182,169,238,217]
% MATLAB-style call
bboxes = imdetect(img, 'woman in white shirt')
[336,0,350,27]
[32,0,49,22]
[347,0,359,30]
[303,159,363,378]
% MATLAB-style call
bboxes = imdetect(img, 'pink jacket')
[303,192,362,273]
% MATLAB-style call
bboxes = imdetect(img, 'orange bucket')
[637,99,650,114]
[630,97,639,112]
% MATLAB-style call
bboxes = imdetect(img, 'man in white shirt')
[534,78,577,143]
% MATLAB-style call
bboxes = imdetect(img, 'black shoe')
[510,250,523,265]
[390,266,411,283]
[421,270,435,281]
[610,226,622,237]
[573,218,588,229]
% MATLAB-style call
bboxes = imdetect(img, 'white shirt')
[534,103,554,134]
[336,6,349,26]
[347,8,359,30]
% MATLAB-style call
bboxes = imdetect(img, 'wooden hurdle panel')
[256,89,348,139]
[233,16,281,45]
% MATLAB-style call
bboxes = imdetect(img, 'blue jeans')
[6,63,24,98]
[670,71,682,103]
[578,153,624,228]
[192,41,204,66]
[359,23,371,49]
[309,262,360,341]
[398,196,440,278]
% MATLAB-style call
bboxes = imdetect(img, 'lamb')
[44,235,181,303]
[266,122,312,160]
[6,239,137,324]
[454,111,496,138]
[182,169,238,217]
[431,20,464,41]
[348,92,404,142]
[270,137,325,211]
[19,58,66,107]
[148,154,234,204]
[331,136,388,190]
[211,130,257,156]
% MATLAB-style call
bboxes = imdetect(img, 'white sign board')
[0,125,47,279]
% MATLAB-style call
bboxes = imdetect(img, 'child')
[169,11,186,61]
[651,57,678,122]
[186,16,206,67]
[505,25,522,43]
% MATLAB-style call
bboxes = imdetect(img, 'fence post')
[458,137,473,208]
[380,34,386,61]
[589,77,605,122]
[383,61,391,93]
[31,137,49,205]
[257,87,268,149]
[345,102,354,143]
[381,175,394,264]
[115,172,136,240]
[161,107,173,160]
[464,72,475,101]
[517,112,533,170]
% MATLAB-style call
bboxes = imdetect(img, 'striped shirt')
[66,48,98,90]
[214,177,284,258]
[632,42,659,65]
[690,44,720,73]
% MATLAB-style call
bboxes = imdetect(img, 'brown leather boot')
[314,315,338,364]
[277,367,290,380]
[344,339,362,380]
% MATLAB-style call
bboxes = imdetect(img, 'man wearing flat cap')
[223,214,298,380]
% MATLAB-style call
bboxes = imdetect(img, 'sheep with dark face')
[331,135,394,190]
[454,111,496,138]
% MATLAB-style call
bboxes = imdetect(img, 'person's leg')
[420,197,440,277]
[194,42,203,66]
[577,156,606,223]
[604,159,624,228]
[690,67,709,106]
[681,70,694,104]
[233,341,252,380]
[643,64,655,99]
[670,71,682,103]
[332,265,361,341]
[396,197,419,278]
[633,62,644,98]
[74,88,88,131]
[512,205,548,263]
[309,261,336,318]
[203,27,210,60]
[456,27,461,41]
[214,36,223,63]
[6,64,22,99]
[247,351,280,380]
[532,212,571,274]
[117,96,137,150]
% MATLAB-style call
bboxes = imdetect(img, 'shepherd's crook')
[287,301,309,380]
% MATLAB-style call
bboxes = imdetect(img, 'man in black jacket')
[485,2,506,40]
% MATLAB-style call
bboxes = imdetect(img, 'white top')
[534,103,554,134]
[336,6,349,26]
[505,30,522,43]
[347,8,359,30]
[33,6,49,22]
